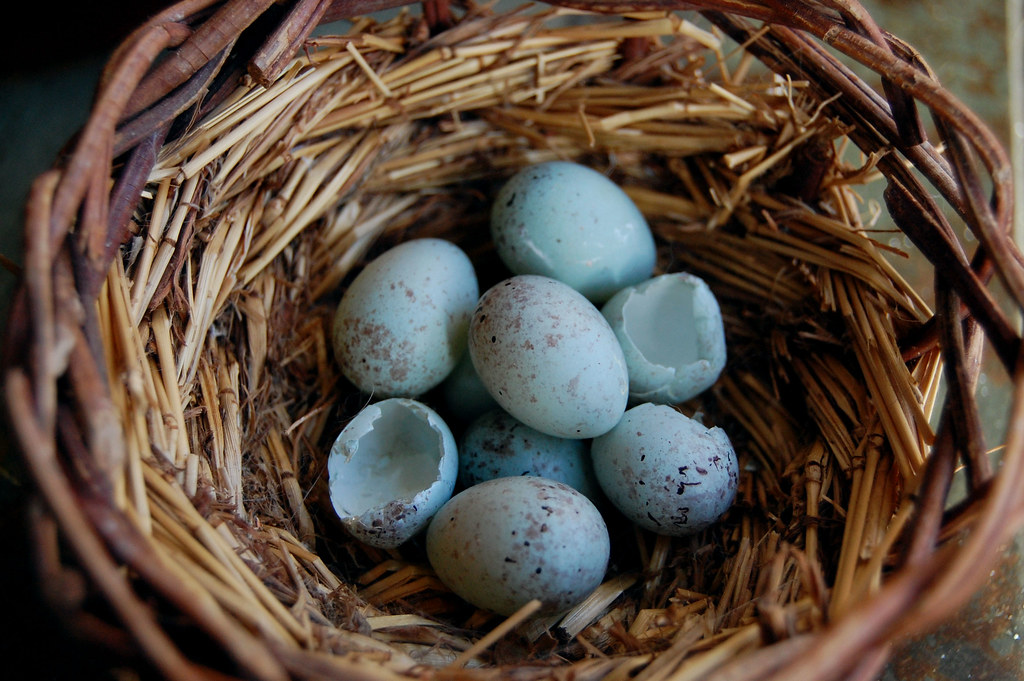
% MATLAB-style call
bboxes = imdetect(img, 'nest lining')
[99,5,946,677]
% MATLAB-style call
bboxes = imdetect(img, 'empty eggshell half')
[328,398,458,549]
[601,272,726,404]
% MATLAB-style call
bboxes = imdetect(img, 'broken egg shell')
[328,398,458,549]
[490,161,657,303]
[458,408,601,502]
[468,275,629,439]
[332,238,479,398]
[601,272,726,404]
[425,476,610,616]
[591,403,738,536]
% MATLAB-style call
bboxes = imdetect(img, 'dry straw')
[4,1,1022,681]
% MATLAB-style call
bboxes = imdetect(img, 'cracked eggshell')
[591,403,738,536]
[332,238,479,398]
[491,161,656,303]
[426,476,610,616]
[601,272,726,404]
[459,408,600,502]
[328,398,458,548]
[468,275,629,439]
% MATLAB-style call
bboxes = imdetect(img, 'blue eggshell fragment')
[332,238,479,398]
[327,398,458,549]
[459,408,601,501]
[491,161,656,303]
[468,275,629,439]
[601,272,727,404]
[591,403,738,536]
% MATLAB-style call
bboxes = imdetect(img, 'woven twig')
[3,3,1021,681]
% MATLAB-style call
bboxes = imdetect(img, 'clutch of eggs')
[327,162,735,617]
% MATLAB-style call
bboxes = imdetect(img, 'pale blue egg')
[332,238,479,398]
[491,161,656,303]
[468,275,629,439]
[328,398,459,548]
[440,349,499,423]
[458,409,601,501]
[426,476,609,616]
[591,403,738,536]
[601,272,727,404]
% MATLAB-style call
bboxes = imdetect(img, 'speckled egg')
[328,398,458,548]
[459,409,600,501]
[591,403,738,536]
[426,476,610,616]
[601,272,727,404]
[440,350,500,424]
[468,275,629,439]
[491,161,657,303]
[332,238,479,398]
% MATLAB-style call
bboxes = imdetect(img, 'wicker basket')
[4,1,1021,680]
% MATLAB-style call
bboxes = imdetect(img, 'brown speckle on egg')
[426,477,609,617]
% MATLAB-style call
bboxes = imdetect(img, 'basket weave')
[4,1,1022,680]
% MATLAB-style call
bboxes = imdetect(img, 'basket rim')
[3,2,1022,681]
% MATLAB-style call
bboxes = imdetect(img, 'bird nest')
[4,2,1021,681]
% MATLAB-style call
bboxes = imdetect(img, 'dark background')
[1,6,172,679]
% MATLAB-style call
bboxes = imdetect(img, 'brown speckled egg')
[332,238,478,398]
[591,403,738,536]
[458,408,600,502]
[425,476,609,616]
[468,275,628,439]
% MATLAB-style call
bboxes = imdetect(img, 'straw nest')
[5,2,1022,681]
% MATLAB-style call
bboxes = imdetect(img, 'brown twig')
[250,0,334,86]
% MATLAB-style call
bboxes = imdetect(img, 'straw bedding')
[4,2,1022,681]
